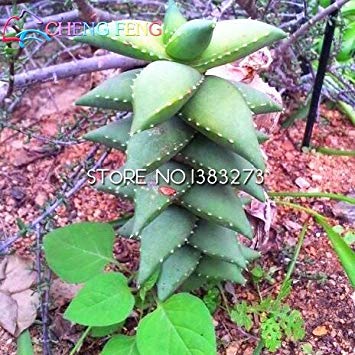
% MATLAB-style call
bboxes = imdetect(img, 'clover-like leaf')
[231,301,253,331]
[261,317,282,352]
[136,293,216,355]
[44,222,115,283]
[131,61,203,133]
[64,273,134,326]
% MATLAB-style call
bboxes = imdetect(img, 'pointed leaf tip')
[166,19,216,61]
[163,0,187,44]
[131,61,203,133]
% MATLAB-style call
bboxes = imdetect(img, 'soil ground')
[0,77,354,354]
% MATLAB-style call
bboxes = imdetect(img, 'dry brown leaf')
[0,255,38,335]
[0,258,7,280]
[246,198,276,236]
[312,325,328,336]
[50,278,83,309]
[0,292,18,335]
[0,255,36,294]
[12,289,39,336]
[226,341,243,355]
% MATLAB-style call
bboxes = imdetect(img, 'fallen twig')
[0,54,146,103]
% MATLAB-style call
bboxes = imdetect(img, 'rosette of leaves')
[73,1,286,300]
[43,2,286,354]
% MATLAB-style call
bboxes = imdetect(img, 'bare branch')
[73,0,100,22]
[0,0,33,4]
[0,54,145,102]
[235,0,258,19]
[276,0,350,53]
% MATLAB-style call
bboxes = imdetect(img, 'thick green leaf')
[180,76,265,170]
[196,255,246,284]
[139,268,160,301]
[189,19,286,72]
[233,82,282,114]
[91,323,123,338]
[95,172,136,200]
[157,245,201,300]
[131,61,203,133]
[238,243,260,262]
[75,20,170,61]
[138,206,197,285]
[102,335,139,355]
[256,130,269,143]
[177,134,265,201]
[180,183,253,238]
[44,222,115,283]
[316,216,355,286]
[166,19,216,61]
[118,218,136,239]
[75,69,140,110]
[132,162,192,235]
[163,0,187,44]
[189,220,247,268]
[83,116,132,150]
[179,272,208,292]
[125,116,195,172]
[64,273,134,326]
[136,293,216,355]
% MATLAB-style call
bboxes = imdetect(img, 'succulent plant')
[75,0,285,301]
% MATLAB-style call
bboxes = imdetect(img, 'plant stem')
[218,284,231,316]
[273,200,324,218]
[110,259,132,275]
[269,191,355,204]
[316,146,355,157]
[69,326,91,355]
[253,339,264,355]
[284,223,308,282]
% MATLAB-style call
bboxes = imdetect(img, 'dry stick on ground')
[0,54,145,102]
[235,0,258,19]
[74,0,101,22]
[276,0,350,53]
[0,147,109,253]
[35,225,52,355]
[0,0,33,4]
